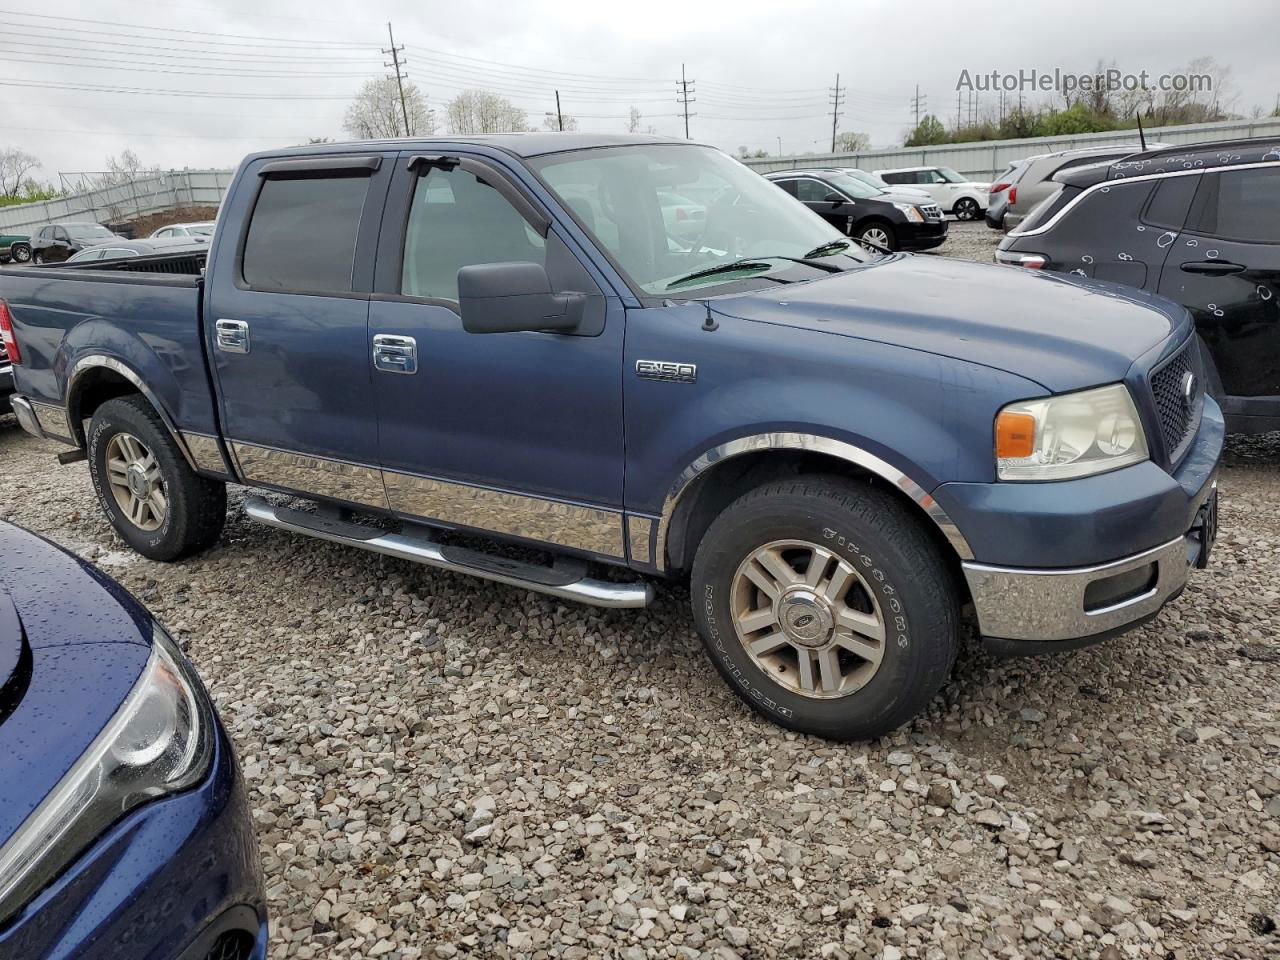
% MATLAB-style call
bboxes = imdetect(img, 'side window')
[157,228,173,237]
[921,170,946,184]
[401,165,546,302]
[54,228,69,242]
[796,179,833,202]
[1142,174,1199,231]
[242,172,369,294]
[880,172,905,185]
[1189,168,1280,243]
[38,226,52,240]
[773,179,799,198]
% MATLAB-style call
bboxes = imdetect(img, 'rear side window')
[1142,174,1199,231]
[1188,168,1280,243]
[880,172,907,184]
[773,179,799,197]
[242,173,370,294]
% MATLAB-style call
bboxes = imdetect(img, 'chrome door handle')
[373,334,417,374]
[215,318,250,354]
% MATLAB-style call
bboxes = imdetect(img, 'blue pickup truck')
[0,134,1223,740]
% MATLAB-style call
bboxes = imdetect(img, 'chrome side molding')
[243,496,654,609]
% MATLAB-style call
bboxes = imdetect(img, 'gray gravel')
[2,221,1278,959]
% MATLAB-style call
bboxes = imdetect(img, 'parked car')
[993,143,1169,231]
[877,165,991,220]
[986,159,1032,230]
[0,232,31,265]
[766,168,947,250]
[837,168,933,202]
[150,221,217,241]
[0,521,267,958]
[996,136,1280,435]
[0,134,1222,740]
[657,191,706,240]
[26,222,120,264]
[66,237,208,263]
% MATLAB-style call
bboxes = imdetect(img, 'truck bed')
[0,256,221,438]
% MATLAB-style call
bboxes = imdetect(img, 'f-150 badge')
[635,359,697,383]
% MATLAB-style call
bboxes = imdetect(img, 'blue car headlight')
[0,625,213,924]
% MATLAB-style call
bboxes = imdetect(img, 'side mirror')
[458,262,585,335]
[824,193,845,206]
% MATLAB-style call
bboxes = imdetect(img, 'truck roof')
[241,133,697,164]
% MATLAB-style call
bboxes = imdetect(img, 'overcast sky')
[2,0,1277,181]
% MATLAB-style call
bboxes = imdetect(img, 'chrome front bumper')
[10,395,44,438]
[962,477,1217,654]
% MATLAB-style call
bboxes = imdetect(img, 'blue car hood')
[713,254,1189,392]
[0,525,151,845]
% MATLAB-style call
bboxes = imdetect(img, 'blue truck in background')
[0,134,1223,740]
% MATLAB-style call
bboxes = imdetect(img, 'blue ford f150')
[0,134,1223,740]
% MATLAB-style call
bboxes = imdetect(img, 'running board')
[243,497,654,609]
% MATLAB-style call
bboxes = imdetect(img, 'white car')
[838,168,933,202]
[149,221,216,241]
[875,166,990,220]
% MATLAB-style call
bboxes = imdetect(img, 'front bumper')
[899,219,949,251]
[945,398,1223,652]
[0,718,267,960]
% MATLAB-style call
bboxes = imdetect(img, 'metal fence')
[0,169,235,233]
[742,116,1280,181]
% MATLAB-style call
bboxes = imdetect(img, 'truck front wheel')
[88,395,227,561]
[690,476,960,740]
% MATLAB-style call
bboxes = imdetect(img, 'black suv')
[766,169,947,251]
[27,221,120,264]
[997,138,1280,434]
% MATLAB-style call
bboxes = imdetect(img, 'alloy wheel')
[105,431,168,531]
[730,539,887,699]
[859,227,890,250]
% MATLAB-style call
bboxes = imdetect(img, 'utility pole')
[383,22,411,137]
[956,89,962,130]
[829,73,844,152]
[776,136,782,157]
[911,84,926,128]
[555,90,563,132]
[676,64,696,138]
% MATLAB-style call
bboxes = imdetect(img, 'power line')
[0,9,381,47]
[677,64,696,139]
[829,73,843,152]
[911,84,926,128]
[382,22,411,137]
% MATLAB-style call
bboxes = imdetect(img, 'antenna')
[1136,111,1148,152]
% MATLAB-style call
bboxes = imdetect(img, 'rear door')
[205,153,394,509]
[1158,165,1280,406]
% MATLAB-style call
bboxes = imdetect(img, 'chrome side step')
[243,496,654,609]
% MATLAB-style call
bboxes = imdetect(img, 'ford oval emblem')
[1181,370,1197,405]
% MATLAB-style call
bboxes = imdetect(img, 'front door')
[793,178,860,235]
[1157,165,1280,411]
[367,151,627,561]
[206,153,393,510]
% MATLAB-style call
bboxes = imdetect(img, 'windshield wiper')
[802,239,853,258]
[665,259,776,290]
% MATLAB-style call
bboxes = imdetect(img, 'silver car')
[997,143,1168,229]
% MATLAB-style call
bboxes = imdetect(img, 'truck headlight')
[0,625,213,924]
[892,202,924,222]
[995,383,1149,481]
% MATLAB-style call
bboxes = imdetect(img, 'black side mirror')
[824,193,845,206]
[458,262,585,335]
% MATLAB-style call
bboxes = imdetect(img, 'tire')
[853,221,897,252]
[88,395,226,561]
[690,476,960,740]
[10,244,30,264]
[32,251,44,265]
[953,197,980,221]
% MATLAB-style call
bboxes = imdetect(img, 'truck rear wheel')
[690,476,960,740]
[88,395,226,561]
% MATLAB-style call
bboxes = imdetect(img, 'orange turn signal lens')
[996,411,1037,459]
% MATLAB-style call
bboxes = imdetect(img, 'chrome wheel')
[11,246,30,263]
[105,432,167,531]
[859,227,890,249]
[730,539,886,699]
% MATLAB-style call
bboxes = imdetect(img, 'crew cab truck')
[0,135,1223,740]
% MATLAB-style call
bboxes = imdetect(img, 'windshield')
[843,169,885,189]
[189,223,216,236]
[530,144,855,295]
[65,223,114,239]
[821,172,883,199]
[937,167,968,184]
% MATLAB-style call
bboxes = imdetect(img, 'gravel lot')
[3,220,1278,959]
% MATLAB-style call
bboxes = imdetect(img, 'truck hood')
[0,525,151,846]
[712,254,1188,392]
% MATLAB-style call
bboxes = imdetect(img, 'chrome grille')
[1149,339,1202,464]
[921,204,943,221]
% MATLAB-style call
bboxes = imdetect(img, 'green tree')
[904,115,947,147]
